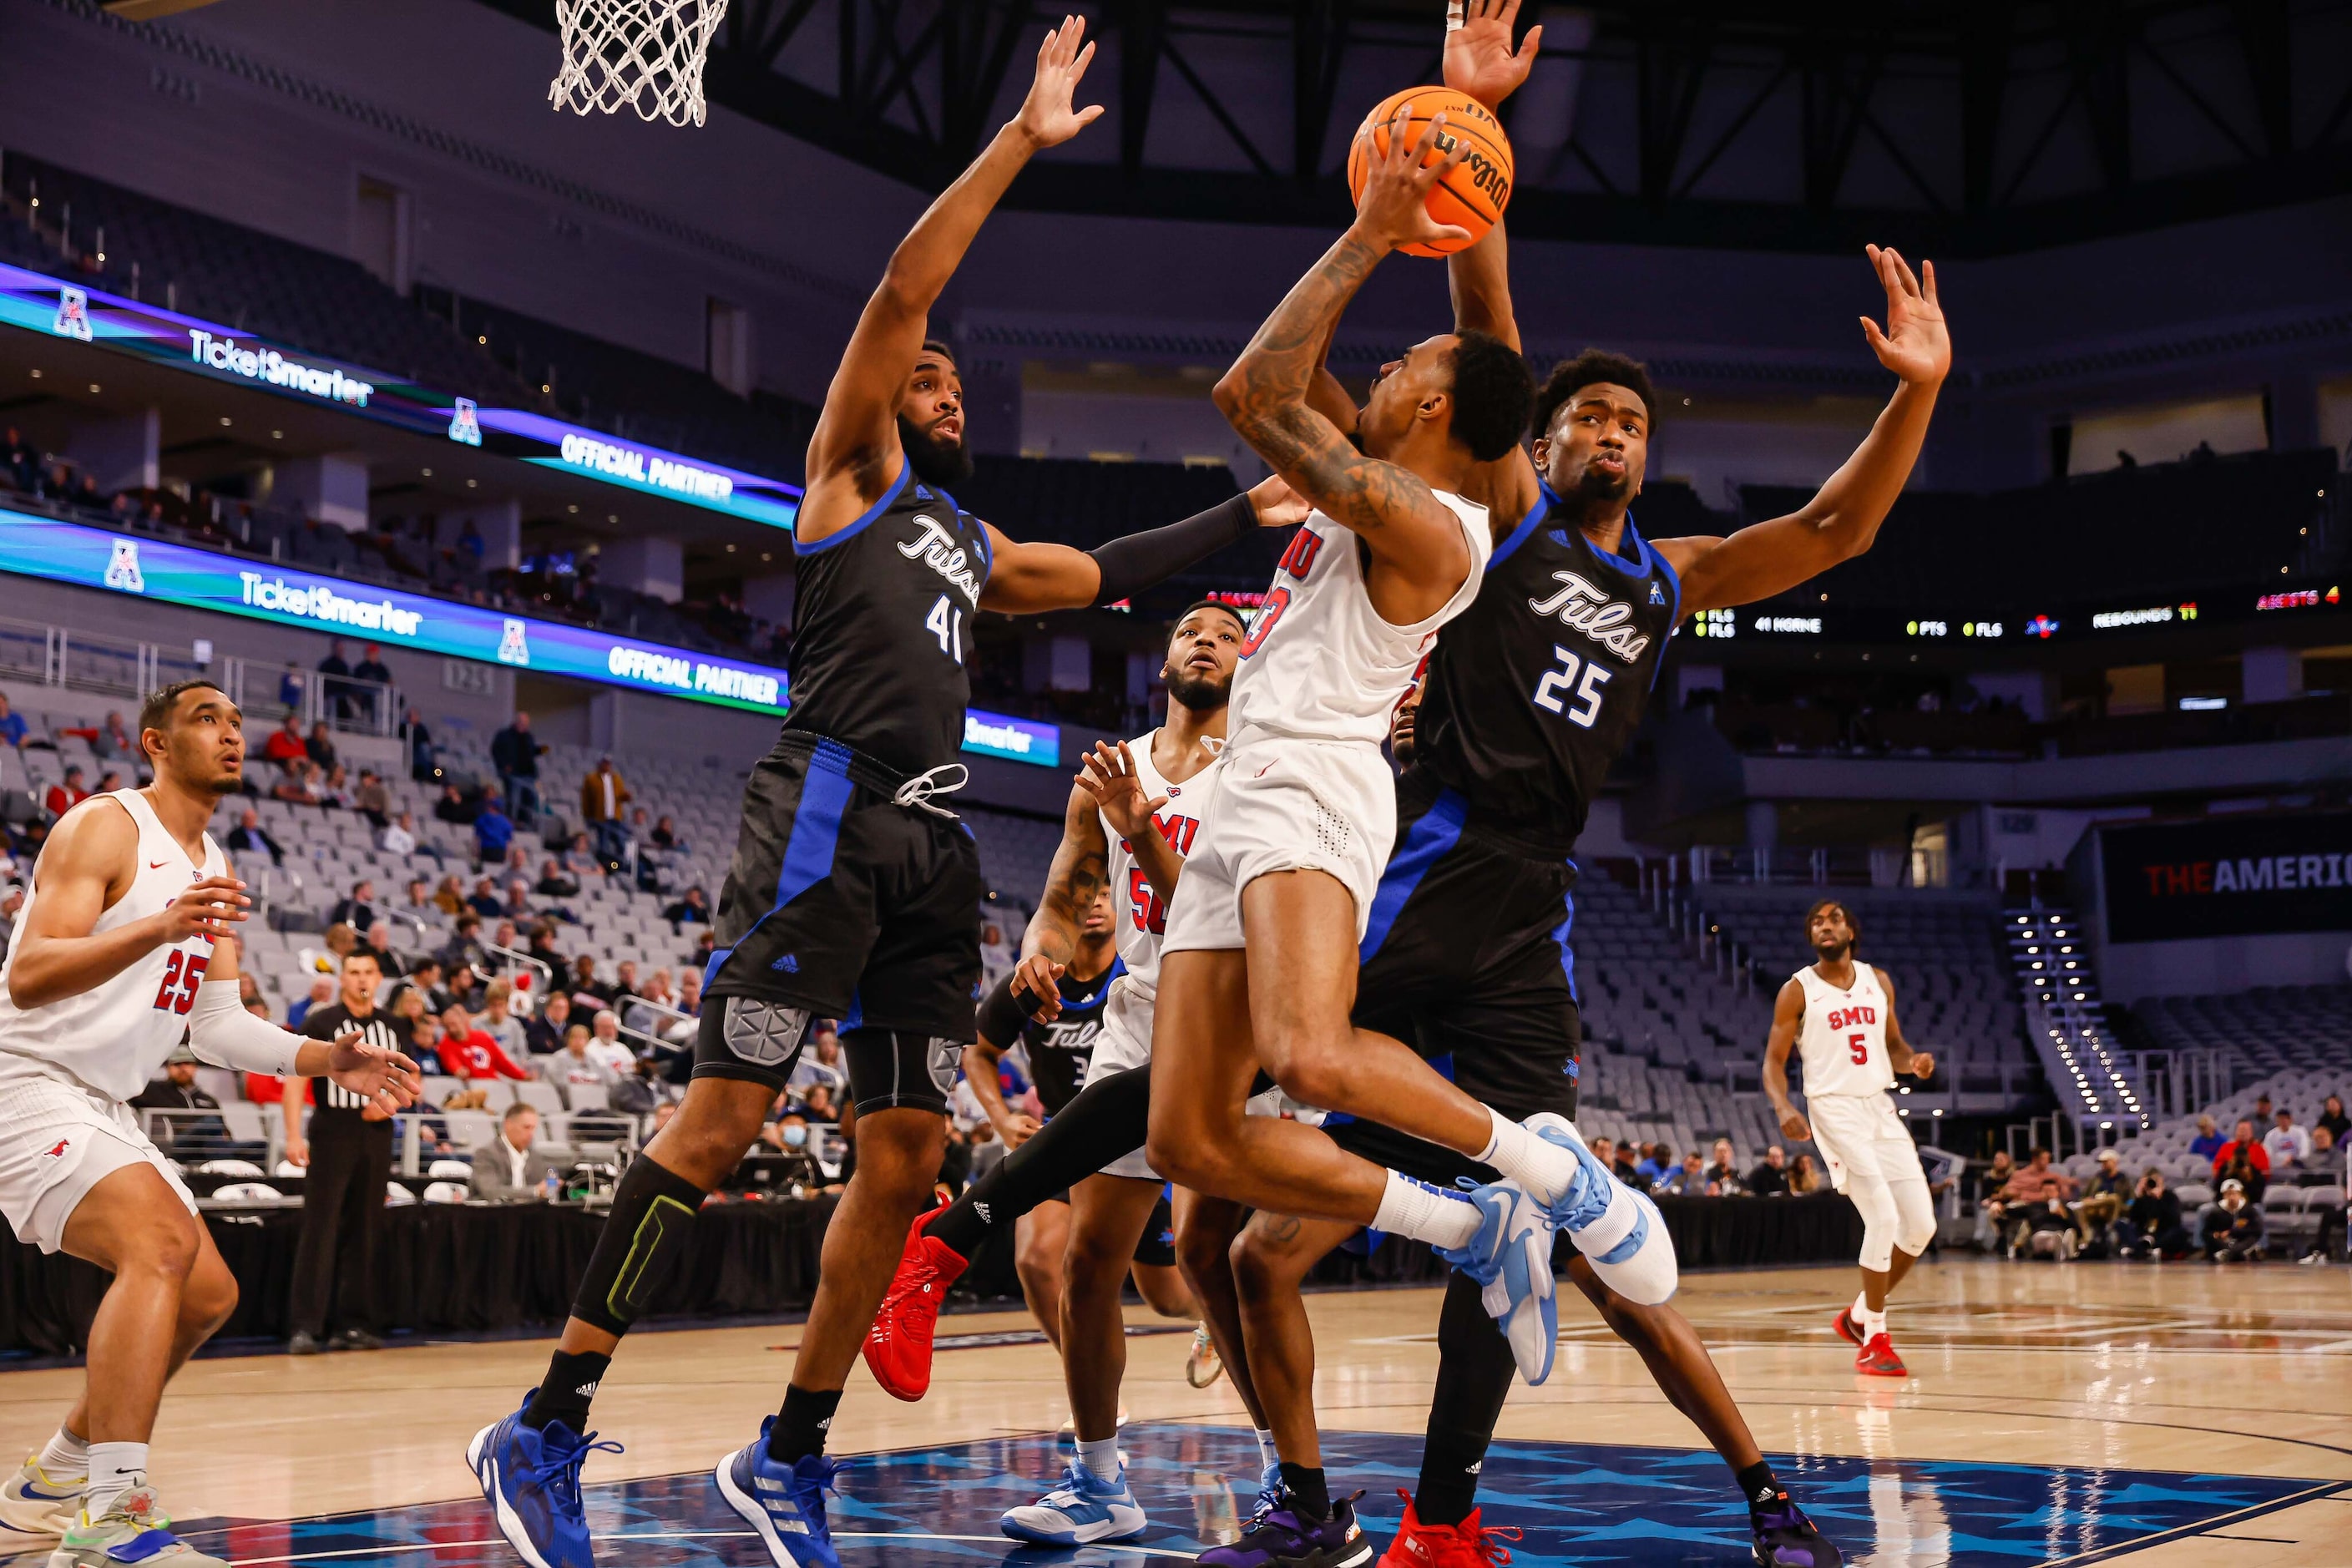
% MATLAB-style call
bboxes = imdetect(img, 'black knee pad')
[571,1156,708,1336]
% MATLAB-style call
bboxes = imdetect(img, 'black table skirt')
[0,1191,1859,1356]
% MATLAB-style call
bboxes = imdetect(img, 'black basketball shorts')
[694,731,983,1111]
[1330,781,1582,1190]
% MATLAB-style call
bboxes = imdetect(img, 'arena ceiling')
[477,0,2352,255]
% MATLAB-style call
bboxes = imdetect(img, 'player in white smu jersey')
[1763,899,1938,1377]
[0,680,417,1567]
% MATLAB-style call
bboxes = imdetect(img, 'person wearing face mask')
[762,1107,822,1191]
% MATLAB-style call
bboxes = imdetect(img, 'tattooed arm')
[1003,781,1112,1024]
[1211,109,1476,620]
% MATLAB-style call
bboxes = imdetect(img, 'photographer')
[2118,1169,2191,1259]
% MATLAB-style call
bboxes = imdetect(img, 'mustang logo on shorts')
[723,999,810,1068]
[38,1139,68,1161]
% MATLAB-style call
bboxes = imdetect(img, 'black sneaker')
[1752,1489,1841,1567]
[332,1328,385,1351]
[1198,1493,1373,1567]
[287,1331,328,1356]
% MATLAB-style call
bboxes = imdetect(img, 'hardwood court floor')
[0,1257,2344,1565]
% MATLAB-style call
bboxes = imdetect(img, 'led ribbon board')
[0,262,801,530]
[0,508,1059,765]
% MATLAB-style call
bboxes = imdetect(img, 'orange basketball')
[1345,85,1515,257]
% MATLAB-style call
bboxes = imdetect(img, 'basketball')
[1346,85,1515,256]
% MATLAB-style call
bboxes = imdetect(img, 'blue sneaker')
[1435,1179,1560,1384]
[1000,1459,1147,1545]
[1251,1460,1284,1522]
[713,1419,844,1568]
[1525,1113,1677,1305]
[468,1399,620,1568]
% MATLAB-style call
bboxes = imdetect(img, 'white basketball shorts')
[0,1055,197,1254]
[1159,736,1396,955]
[1805,1090,1927,1198]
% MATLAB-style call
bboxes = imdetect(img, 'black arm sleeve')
[974,972,1030,1050]
[1085,493,1257,607]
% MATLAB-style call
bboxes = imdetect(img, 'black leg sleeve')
[926,1065,1152,1257]
[1415,1270,1519,1527]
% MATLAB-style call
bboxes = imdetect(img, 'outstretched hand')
[1351,106,1471,255]
[326,1031,421,1119]
[1014,14,1105,150]
[1245,473,1311,529]
[1859,244,1950,386]
[1444,0,1543,110]
[1077,741,1170,845]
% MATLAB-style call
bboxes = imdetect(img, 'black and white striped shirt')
[299,1003,405,1115]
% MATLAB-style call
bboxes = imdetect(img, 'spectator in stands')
[130,1051,230,1153]
[401,706,436,781]
[527,919,567,974]
[458,879,498,922]
[352,768,390,830]
[357,922,400,973]
[321,763,352,807]
[327,879,377,932]
[271,757,321,806]
[477,979,524,1053]
[439,1003,530,1081]
[1609,1142,1649,1192]
[650,814,684,851]
[559,833,600,881]
[1993,1148,2076,1254]
[44,766,91,818]
[570,955,612,1009]
[1748,1145,1789,1196]
[2263,1110,2311,1171]
[536,857,581,898]
[1635,1144,1670,1184]
[352,644,392,721]
[431,873,466,916]
[473,1105,555,1201]
[0,694,24,751]
[288,974,335,1031]
[321,923,358,969]
[1786,1153,1820,1196]
[317,641,356,721]
[276,662,306,711]
[2216,1142,2269,1203]
[392,958,450,1018]
[439,913,490,976]
[2214,1118,2272,1183]
[1704,1138,1743,1196]
[586,1009,635,1075]
[579,756,634,865]
[433,783,475,827]
[675,967,702,1019]
[262,714,307,769]
[2203,1179,2265,1262]
[665,884,711,929]
[0,887,20,955]
[2119,1170,2191,1259]
[226,807,284,867]
[524,990,573,1056]
[2253,1093,2275,1124]
[1659,1151,1708,1196]
[2302,1125,2346,1186]
[491,711,544,827]
[800,1084,839,1125]
[88,711,131,761]
[473,796,513,862]
[497,878,537,923]
[2,428,34,492]
[305,721,338,772]
[609,959,642,1012]
[541,1027,620,1096]
[380,810,423,860]
[2319,1095,2350,1146]
[2076,1148,2132,1251]
[2188,1115,2224,1161]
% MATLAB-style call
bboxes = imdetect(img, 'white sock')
[83,1442,147,1520]
[1856,1302,1887,1340]
[1373,1171,1484,1250]
[1475,1109,1581,1207]
[36,1425,89,1477]
[1076,1435,1121,1481]
[1256,1429,1279,1472]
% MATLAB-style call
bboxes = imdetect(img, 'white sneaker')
[1000,1460,1147,1545]
[0,1458,83,1540]
[47,1486,227,1568]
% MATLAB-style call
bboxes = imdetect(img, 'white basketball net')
[549,0,731,129]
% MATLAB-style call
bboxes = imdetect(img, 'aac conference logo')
[104,539,145,594]
[496,620,532,667]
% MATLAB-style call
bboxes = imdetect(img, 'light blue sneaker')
[1435,1178,1560,1384]
[468,1397,621,1568]
[713,1419,844,1568]
[1525,1113,1677,1305]
[1000,1459,1147,1545]
[1250,1459,1283,1523]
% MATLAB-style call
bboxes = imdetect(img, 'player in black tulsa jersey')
[1205,8,1955,1566]
[469,23,1298,1568]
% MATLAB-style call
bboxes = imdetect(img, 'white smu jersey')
[0,791,225,1104]
[1793,962,1896,1098]
[1229,492,1492,748]
[1104,731,1223,1001]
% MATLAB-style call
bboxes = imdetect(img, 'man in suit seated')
[471,1103,558,1201]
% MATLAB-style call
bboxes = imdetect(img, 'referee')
[285,950,402,1354]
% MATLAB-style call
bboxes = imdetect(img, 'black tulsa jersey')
[785,463,994,776]
[1409,475,1680,854]
[973,956,1125,1115]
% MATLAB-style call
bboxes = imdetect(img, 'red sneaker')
[1854,1332,1907,1378]
[1377,1491,1522,1568]
[1834,1306,1864,1348]
[861,1204,969,1401]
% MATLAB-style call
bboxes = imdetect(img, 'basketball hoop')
[549,0,731,129]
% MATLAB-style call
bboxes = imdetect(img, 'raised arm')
[1213,116,1469,563]
[1000,781,1113,1024]
[798,18,1103,543]
[1762,979,1810,1141]
[976,473,1306,615]
[4,801,246,1009]
[1662,245,1950,614]
[1075,741,1181,907]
